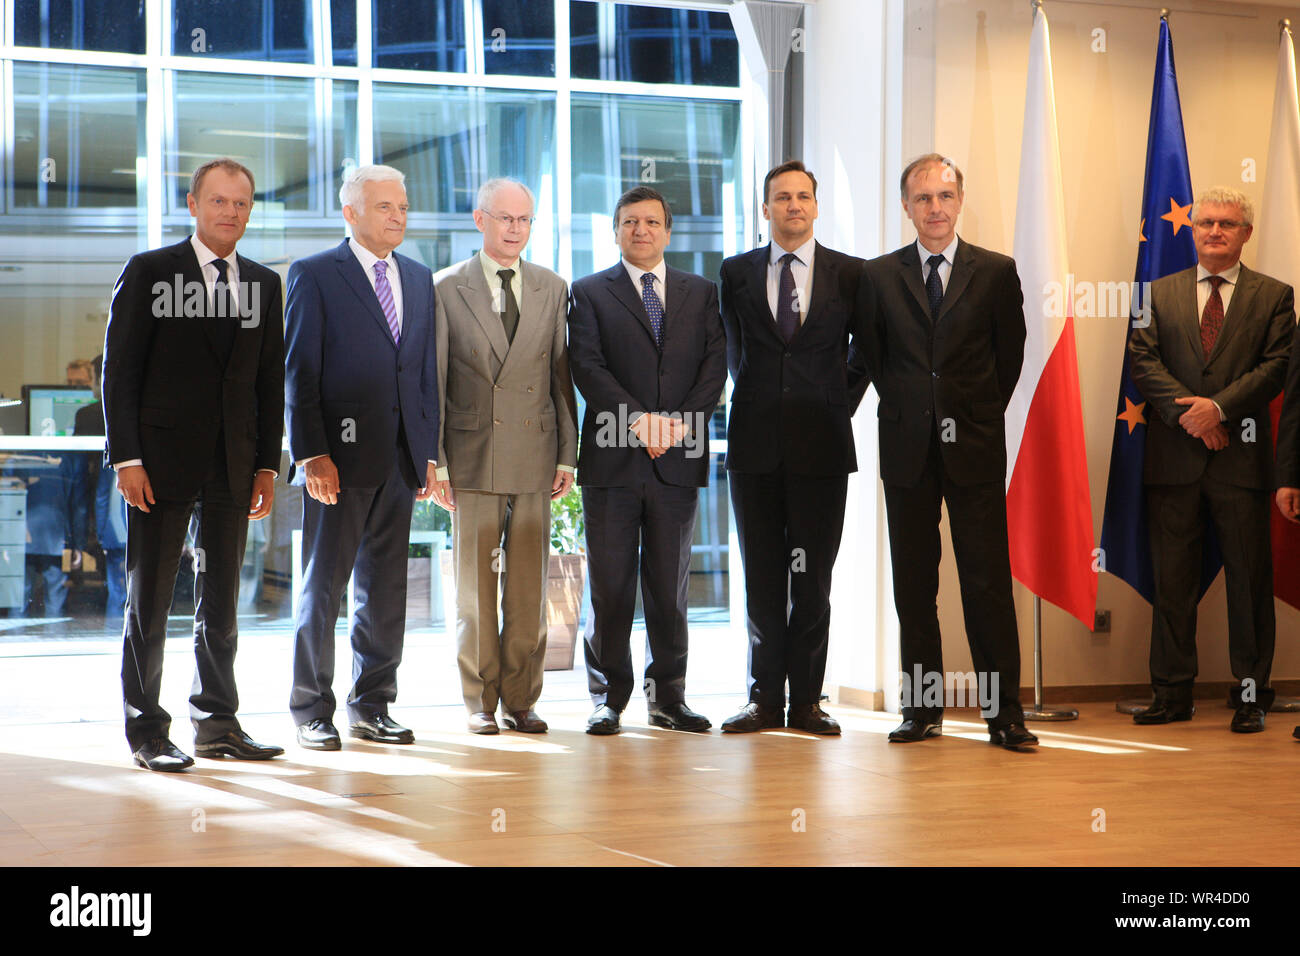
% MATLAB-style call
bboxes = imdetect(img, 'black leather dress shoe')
[132,737,194,772]
[1293,725,1300,740]
[195,730,284,760]
[1230,704,1265,734]
[787,704,841,735]
[468,712,499,735]
[1132,701,1195,725]
[586,705,622,735]
[888,718,943,742]
[502,710,548,733]
[297,718,342,751]
[648,701,712,732]
[989,723,1039,749]
[350,714,415,744]
[720,702,785,733]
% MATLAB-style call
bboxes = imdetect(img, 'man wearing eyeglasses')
[430,178,578,735]
[1129,186,1294,734]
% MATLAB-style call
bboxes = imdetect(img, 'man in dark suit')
[569,186,727,735]
[1273,305,1300,744]
[285,164,439,751]
[72,355,128,622]
[1131,187,1293,733]
[860,153,1036,749]
[103,158,285,771]
[718,160,869,736]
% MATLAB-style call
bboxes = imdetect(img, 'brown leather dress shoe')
[787,704,841,735]
[502,710,548,733]
[720,702,785,733]
[468,712,499,735]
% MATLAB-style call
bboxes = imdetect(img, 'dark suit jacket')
[719,242,869,476]
[1130,263,1294,490]
[102,237,285,502]
[1275,320,1300,489]
[284,240,439,490]
[860,238,1025,488]
[569,262,727,487]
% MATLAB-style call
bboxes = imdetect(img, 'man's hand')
[416,462,439,502]
[551,469,575,500]
[249,471,275,519]
[304,456,340,505]
[1201,423,1229,452]
[117,464,155,513]
[430,477,456,511]
[1278,487,1300,523]
[631,413,685,459]
[1176,396,1222,438]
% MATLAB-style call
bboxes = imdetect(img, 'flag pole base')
[1116,698,1148,714]
[1024,705,1078,722]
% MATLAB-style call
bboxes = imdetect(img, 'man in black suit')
[860,153,1036,749]
[1131,187,1293,733]
[569,186,727,735]
[718,161,869,736]
[1274,303,1300,744]
[103,158,285,771]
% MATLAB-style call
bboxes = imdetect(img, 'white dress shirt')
[349,237,403,333]
[479,248,523,315]
[767,236,815,322]
[917,235,959,293]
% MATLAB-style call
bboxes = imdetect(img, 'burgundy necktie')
[1200,275,1225,360]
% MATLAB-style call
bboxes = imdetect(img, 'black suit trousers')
[121,434,249,750]
[581,480,699,711]
[1147,477,1275,709]
[882,430,1024,728]
[730,468,848,708]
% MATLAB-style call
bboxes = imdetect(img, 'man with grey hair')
[1129,185,1294,734]
[285,163,439,750]
[430,178,577,735]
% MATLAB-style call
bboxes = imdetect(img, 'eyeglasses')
[481,210,536,228]
[1194,219,1245,231]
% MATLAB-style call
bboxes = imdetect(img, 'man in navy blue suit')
[285,164,439,751]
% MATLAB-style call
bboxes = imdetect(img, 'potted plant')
[546,491,586,671]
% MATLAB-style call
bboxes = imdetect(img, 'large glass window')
[570,1,739,86]
[482,0,555,77]
[172,0,316,62]
[14,0,147,54]
[373,0,465,72]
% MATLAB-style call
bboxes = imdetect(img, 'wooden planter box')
[440,549,586,672]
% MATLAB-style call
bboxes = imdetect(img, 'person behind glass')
[72,354,128,623]
[102,157,286,771]
[568,186,727,736]
[860,154,1034,749]
[429,178,578,736]
[718,160,870,736]
[285,164,439,751]
[1130,187,1294,734]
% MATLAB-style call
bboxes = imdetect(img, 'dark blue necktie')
[211,258,237,317]
[775,252,799,343]
[925,254,946,320]
[641,272,664,349]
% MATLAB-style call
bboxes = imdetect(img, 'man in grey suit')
[430,178,579,735]
[1129,186,1294,734]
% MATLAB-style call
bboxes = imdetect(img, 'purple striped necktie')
[374,260,400,344]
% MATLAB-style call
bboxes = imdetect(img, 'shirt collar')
[191,234,236,274]
[480,248,521,283]
[349,237,397,276]
[916,235,959,266]
[622,257,666,290]
[771,236,816,267]
[1197,261,1242,285]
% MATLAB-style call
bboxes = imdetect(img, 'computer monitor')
[21,385,97,436]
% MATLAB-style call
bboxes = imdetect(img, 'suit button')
[784,351,791,358]
[783,386,791,392]
[473,349,478,356]
[493,418,502,425]
[931,371,939,378]
[493,384,502,390]
[527,386,535,392]
[923,409,932,416]
[525,419,532,426]
[541,351,548,358]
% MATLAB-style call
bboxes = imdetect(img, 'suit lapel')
[457,256,511,364]
[393,251,422,358]
[175,239,225,361]
[1179,267,1203,358]
[1208,265,1259,364]
[606,263,659,346]
[226,251,264,372]
[936,238,975,322]
[334,240,398,350]
[896,242,932,326]
[748,245,773,322]
[795,242,835,339]
[664,267,691,338]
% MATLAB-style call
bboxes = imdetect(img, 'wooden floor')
[2,699,1298,866]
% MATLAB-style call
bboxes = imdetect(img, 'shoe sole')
[195,746,283,760]
[468,725,500,735]
[132,754,193,772]
[501,722,548,734]
[789,725,841,735]
[297,737,342,751]
[348,728,414,744]
[1133,714,1194,725]
[1230,724,1265,734]
[888,727,942,743]
[647,715,712,733]
[586,724,621,735]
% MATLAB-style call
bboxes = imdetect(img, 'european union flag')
[1100,17,1220,602]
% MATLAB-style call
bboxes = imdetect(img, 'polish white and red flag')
[1005,7,1097,628]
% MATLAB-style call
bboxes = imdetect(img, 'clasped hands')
[1174,396,1227,451]
[631,412,689,460]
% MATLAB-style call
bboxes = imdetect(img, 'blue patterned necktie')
[926,254,946,320]
[775,252,799,343]
[641,272,664,349]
